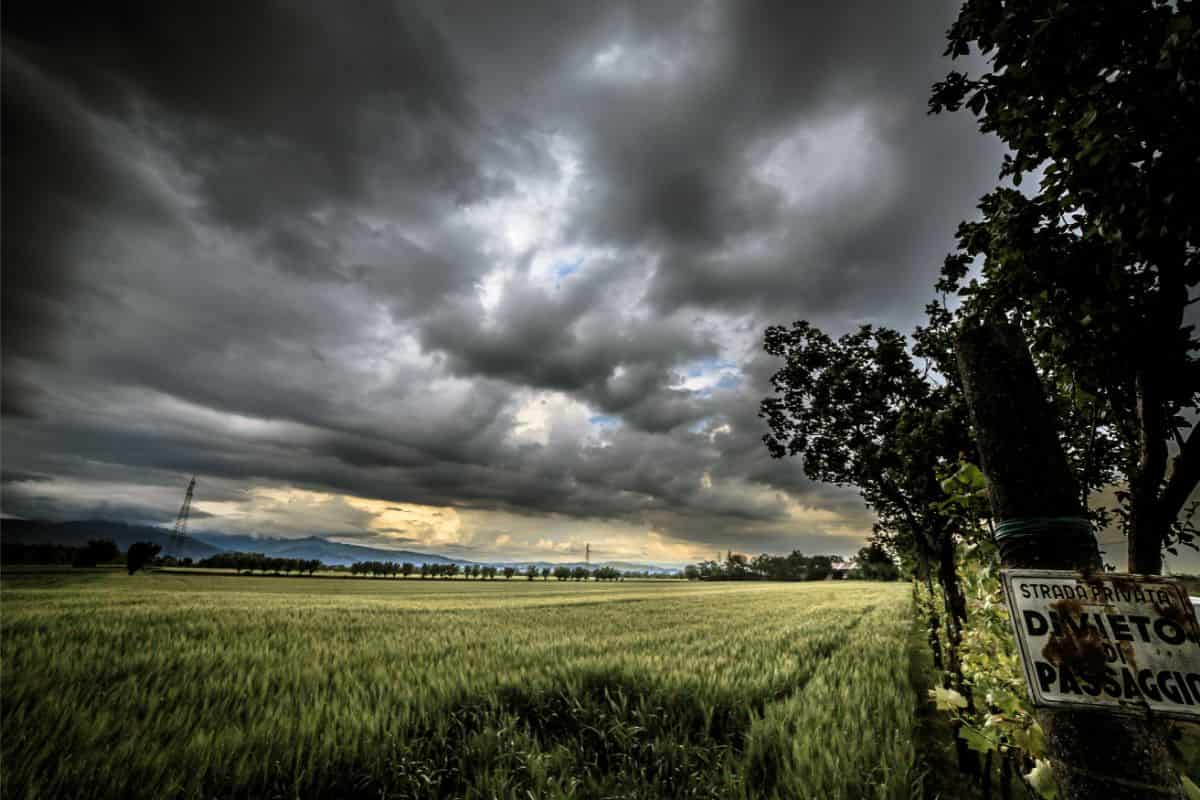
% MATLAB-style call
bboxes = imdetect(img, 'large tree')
[930,0,1200,573]
[763,326,974,657]
[761,322,974,599]
[126,542,161,575]
[761,321,985,771]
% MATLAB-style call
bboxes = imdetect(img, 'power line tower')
[171,475,196,560]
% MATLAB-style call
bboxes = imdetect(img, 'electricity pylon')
[171,475,196,559]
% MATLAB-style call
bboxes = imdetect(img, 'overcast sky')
[9,1,1145,567]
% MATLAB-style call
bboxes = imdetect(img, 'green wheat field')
[1,573,918,800]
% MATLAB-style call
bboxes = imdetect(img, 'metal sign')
[1000,569,1200,720]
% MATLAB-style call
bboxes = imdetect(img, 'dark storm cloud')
[1,48,181,367]
[418,257,721,432]
[555,0,1001,324]
[3,1,471,216]
[3,1,1004,559]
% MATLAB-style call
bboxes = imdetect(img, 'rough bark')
[938,550,979,776]
[923,573,945,672]
[913,523,946,672]
[1160,423,1200,527]
[1131,368,1167,575]
[956,317,1182,800]
[1128,276,1193,575]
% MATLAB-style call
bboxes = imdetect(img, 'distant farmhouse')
[829,559,857,580]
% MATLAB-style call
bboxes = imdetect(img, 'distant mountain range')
[0,520,467,565]
[191,533,465,566]
[0,518,677,572]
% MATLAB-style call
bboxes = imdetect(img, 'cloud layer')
[2,1,1007,563]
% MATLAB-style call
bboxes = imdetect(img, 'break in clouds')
[2,1,1005,564]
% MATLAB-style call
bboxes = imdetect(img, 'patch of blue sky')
[685,357,737,378]
[554,258,584,287]
[715,372,741,390]
[589,414,620,429]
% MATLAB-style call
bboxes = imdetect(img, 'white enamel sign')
[1000,569,1200,720]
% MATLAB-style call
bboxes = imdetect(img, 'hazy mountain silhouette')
[1,518,676,571]
[192,533,466,566]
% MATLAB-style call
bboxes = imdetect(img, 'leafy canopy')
[929,0,1200,569]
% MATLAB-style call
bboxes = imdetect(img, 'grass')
[1,572,918,799]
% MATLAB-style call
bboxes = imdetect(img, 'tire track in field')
[759,603,874,707]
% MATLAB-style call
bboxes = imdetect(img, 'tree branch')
[1134,368,1169,506]
[1159,419,1200,524]
[876,475,939,555]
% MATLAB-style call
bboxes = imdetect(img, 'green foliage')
[1025,760,1058,800]
[125,542,161,575]
[2,541,108,566]
[761,321,973,572]
[930,686,968,711]
[591,566,621,581]
[1,574,918,800]
[933,461,992,547]
[916,558,1055,797]
[855,545,901,582]
[762,323,939,485]
[689,550,872,581]
[201,552,321,575]
[72,539,120,568]
[931,0,1200,571]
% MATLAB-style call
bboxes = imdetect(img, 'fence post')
[956,316,1182,800]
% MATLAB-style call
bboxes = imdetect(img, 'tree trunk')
[914,541,946,672]
[1131,368,1167,575]
[937,531,979,776]
[937,530,969,640]
[956,317,1182,800]
[924,574,945,672]
[1129,495,1165,575]
[1126,274,1193,575]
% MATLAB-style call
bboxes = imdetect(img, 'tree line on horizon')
[683,545,899,582]
[198,552,636,580]
[3,538,162,574]
[6,538,906,584]
[3,540,658,581]
[196,552,321,575]
[349,561,627,581]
